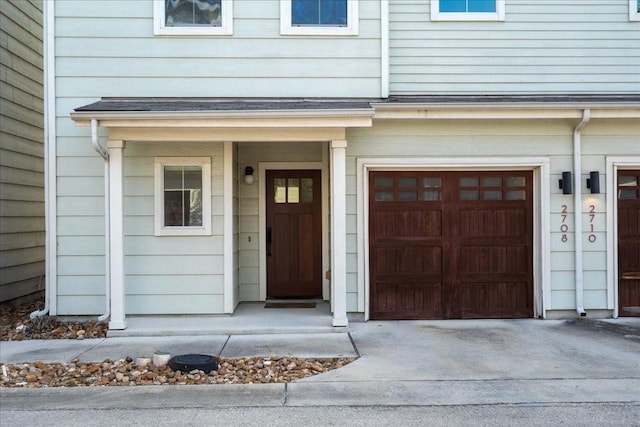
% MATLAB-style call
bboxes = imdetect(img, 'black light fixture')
[244,166,254,185]
[559,171,572,194]
[587,171,600,194]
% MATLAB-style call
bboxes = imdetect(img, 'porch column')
[108,140,126,329]
[330,140,348,327]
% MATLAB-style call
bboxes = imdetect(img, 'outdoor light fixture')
[559,171,572,194]
[587,171,600,194]
[244,166,255,185]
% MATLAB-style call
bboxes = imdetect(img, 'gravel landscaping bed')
[0,300,107,341]
[1,300,356,387]
[1,356,354,388]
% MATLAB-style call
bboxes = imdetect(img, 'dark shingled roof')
[74,98,378,112]
[74,95,640,113]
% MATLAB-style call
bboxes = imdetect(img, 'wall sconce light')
[587,171,600,194]
[559,171,572,194]
[244,166,255,185]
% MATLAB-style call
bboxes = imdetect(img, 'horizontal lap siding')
[0,0,45,302]
[56,138,226,315]
[390,0,640,94]
[346,119,640,314]
[54,0,382,98]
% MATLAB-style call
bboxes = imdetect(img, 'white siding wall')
[54,0,382,98]
[237,142,325,302]
[57,140,225,315]
[0,0,45,302]
[390,0,640,94]
[346,119,640,315]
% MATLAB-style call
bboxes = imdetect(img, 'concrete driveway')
[288,318,640,406]
[310,318,640,382]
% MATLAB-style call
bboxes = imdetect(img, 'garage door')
[618,170,640,317]
[369,171,533,320]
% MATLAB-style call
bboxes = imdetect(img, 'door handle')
[266,227,272,256]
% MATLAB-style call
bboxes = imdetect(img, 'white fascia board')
[70,108,374,121]
[372,103,640,120]
[70,110,375,130]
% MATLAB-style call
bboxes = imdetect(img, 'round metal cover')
[168,354,219,373]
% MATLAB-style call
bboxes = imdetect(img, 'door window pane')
[507,190,526,201]
[483,176,502,187]
[399,191,418,201]
[460,177,479,187]
[422,191,440,201]
[483,190,502,201]
[288,178,300,203]
[507,176,526,187]
[619,190,638,200]
[375,192,394,201]
[422,177,441,188]
[619,176,638,187]
[374,177,393,188]
[301,178,314,203]
[399,177,417,188]
[460,190,479,200]
[274,178,287,203]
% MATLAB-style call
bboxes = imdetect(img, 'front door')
[266,170,322,298]
[618,170,640,316]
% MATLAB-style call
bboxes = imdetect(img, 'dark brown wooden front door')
[266,170,322,298]
[370,171,533,320]
[618,170,640,317]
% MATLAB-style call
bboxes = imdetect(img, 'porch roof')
[71,95,640,123]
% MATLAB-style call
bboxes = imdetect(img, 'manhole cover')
[168,354,219,373]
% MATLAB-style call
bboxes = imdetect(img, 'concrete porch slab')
[107,301,346,337]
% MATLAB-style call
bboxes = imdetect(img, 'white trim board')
[356,157,551,320]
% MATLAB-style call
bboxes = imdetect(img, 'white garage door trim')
[356,157,551,321]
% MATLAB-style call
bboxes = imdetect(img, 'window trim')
[631,0,640,21]
[153,0,233,36]
[154,157,212,236]
[431,0,505,22]
[280,0,359,36]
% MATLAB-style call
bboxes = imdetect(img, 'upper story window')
[431,0,505,21]
[153,0,233,35]
[281,0,359,36]
[631,0,640,21]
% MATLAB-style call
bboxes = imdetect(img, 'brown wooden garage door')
[369,171,533,320]
[618,170,640,317]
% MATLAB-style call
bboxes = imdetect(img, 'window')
[431,0,505,21]
[153,0,233,35]
[631,0,640,21]
[154,157,211,236]
[281,0,359,35]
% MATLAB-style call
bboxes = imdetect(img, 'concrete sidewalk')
[0,333,357,364]
[2,318,639,408]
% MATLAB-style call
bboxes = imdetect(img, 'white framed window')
[281,0,359,36]
[154,157,212,236]
[431,0,505,21]
[631,0,640,21]
[153,0,233,36]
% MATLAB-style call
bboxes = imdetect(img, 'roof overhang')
[71,96,640,141]
[372,95,640,120]
[71,98,375,126]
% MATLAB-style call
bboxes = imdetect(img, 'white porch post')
[330,140,348,327]
[108,140,126,329]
